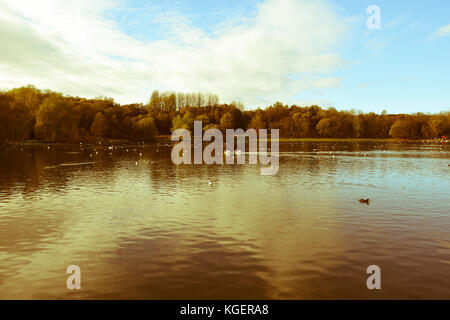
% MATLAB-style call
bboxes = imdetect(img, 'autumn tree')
[316,118,339,138]
[90,112,107,138]
[172,111,195,132]
[248,111,267,131]
[389,119,410,138]
[1,86,449,142]
[35,94,80,141]
[220,112,234,129]
[133,116,157,140]
[0,93,12,142]
[149,90,160,111]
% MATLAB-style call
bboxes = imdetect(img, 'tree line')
[0,86,449,142]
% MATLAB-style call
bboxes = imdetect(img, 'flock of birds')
[42,142,166,167]
[18,141,432,208]
[35,141,447,204]
[224,149,243,156]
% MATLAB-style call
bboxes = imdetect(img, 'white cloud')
[383,14,411,30]
[0,0,348,107]
[364,38,388,51]
[432,24,450,38]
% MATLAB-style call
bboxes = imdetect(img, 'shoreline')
[2,137,448,146]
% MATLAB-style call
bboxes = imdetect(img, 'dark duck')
[359,198,370,205]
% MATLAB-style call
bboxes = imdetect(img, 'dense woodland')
[0,86,449,142]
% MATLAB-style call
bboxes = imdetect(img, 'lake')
[0,140,449,299]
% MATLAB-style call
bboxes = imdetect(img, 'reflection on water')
[0,141,449,299]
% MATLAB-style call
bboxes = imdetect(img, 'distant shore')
[2,136,448,146]
[271,137,448,143]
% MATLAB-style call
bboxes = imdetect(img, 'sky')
[0,0,449,114]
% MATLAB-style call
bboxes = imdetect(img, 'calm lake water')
[0,141,449,299]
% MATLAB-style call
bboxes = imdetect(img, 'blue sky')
[1,0,449,113]
[325,0,450,114]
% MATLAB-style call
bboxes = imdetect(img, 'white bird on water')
[208,181,213,186]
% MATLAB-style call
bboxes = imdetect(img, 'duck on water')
[359,199,370,205]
